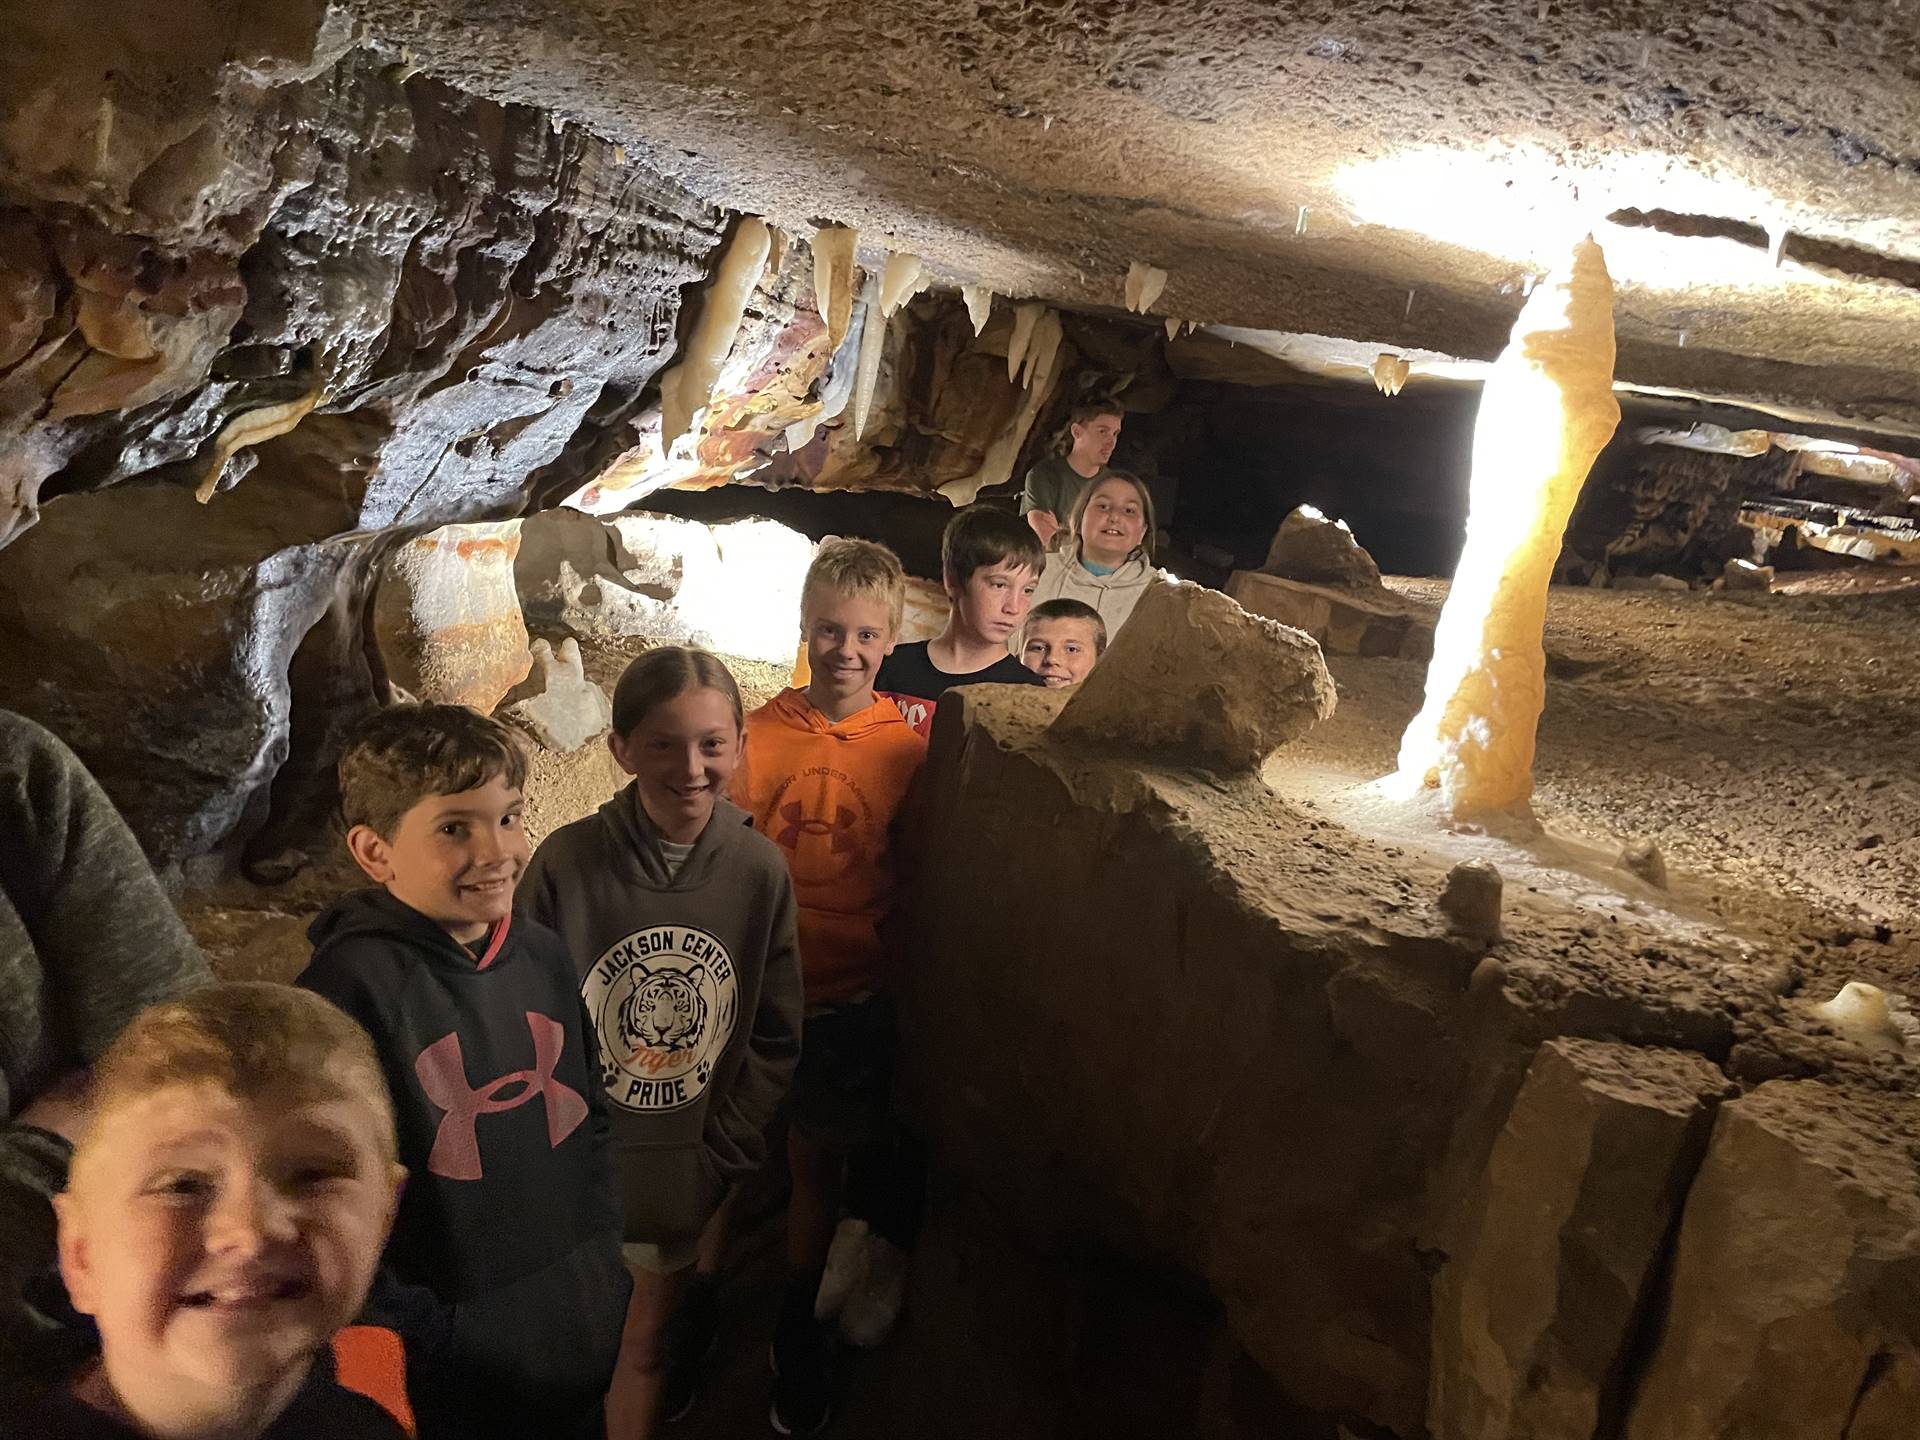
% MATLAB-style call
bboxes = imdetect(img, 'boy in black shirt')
[298,706,629,1440]
[875,505,1046,737]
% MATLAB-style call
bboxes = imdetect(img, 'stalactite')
[658,215,772,451]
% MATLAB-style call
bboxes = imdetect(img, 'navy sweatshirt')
[299,890,628,1440]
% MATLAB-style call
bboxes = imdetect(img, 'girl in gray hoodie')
[520,648,803,1440]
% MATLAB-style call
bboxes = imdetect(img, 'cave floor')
[1274,577,1920,1008]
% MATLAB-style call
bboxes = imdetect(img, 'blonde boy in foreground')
[38,982,413,1439]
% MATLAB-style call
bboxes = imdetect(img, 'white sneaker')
[813,1217,871,1321]
[837,1235,908,1348]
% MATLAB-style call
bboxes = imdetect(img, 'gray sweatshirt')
[0,710,209,1408]
[520,789,803,1248]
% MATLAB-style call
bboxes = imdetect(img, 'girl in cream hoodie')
[1030,470,1162,640]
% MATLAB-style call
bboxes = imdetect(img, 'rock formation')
[905,678,1920,1440]
[1395,237,1621,819]
[373,521,531,713]
[1051,581,1336,771]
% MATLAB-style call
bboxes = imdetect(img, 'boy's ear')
[53,1192,96,1318]
[344,824,394,884]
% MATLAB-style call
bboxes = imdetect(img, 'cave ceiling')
[353,0,1920,441]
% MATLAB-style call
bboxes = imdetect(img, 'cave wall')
[0,6,723,866]
[904,683,1920,1440]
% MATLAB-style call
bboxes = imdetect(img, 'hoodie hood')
[307,887,486,965]
[594,783,758,892]
[765,687,909,742]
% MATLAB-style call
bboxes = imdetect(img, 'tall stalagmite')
[1393,236,1619,818]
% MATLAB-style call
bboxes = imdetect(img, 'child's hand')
[19,1068,94,1142]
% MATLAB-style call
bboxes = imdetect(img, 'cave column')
[1392,235,1620,819]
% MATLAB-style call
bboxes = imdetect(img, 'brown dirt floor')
[1286,577,1920,1008]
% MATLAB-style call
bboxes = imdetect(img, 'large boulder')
[1429,1039,1730,1440]
[1623,1079,1920,1440]
[1051,580,1335,771]
[373,521,531,714]
[1261,504,1384,589]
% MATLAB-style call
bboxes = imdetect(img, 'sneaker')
[836,1235,908,1348]
[813,1218,871,1322]
[769,1319,834,1437]
[660,1274,719,1424]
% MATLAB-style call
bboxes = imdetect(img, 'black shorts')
[788,995,897,1151]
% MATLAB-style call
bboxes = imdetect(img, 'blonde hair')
[612,646,744,735]
[1068,469,1157,564]
[73,983,397,1177]
[802,537,906,634]
[339,704,528,838]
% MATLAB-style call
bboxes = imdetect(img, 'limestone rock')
[1721,557,1774,593]
[1619,837,1669,888]
[501,638,613,753]
[1261,505,1384,589]
[1429,1039,1728,1440]
[1624,1080,1920,1440]
[1050,580,1335,771]
[1227,570,1432,661]
[0,465,365,863]
[1437,860,1502,943]
[374,521,531,714]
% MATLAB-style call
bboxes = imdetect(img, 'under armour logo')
[414,1012,587,1181]
[776,801,858,853]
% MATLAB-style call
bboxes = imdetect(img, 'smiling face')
[347,773,528,944]
[58,1082,402,1431]
[1068,412,1122,471]
[1021,616,1102,687]
[950,559,1039,650]
[1078,478,1150,569]
[802,584,896,721]
[608,686,742,845]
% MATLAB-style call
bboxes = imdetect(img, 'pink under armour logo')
[414,1013,588,1181]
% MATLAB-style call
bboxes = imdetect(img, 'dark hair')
[1067,469,1157,564]
[612,646,744,737]
[1069,399,1125,427]
[941,504,1045,590]
[1024,597,1108,655]
[339,704,528,837]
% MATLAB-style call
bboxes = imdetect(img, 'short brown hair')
[338,704,527,837]
[1024,597,1108,655]
[73,982,397,1180]
[802,537,907,634]
[1068,469,1157,564]
[941,505,1044,590]
[1069,399,1125,427]
[612,646,744,735]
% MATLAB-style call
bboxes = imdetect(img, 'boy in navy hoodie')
[298,705,629,1440]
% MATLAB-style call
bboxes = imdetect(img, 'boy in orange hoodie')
[728,538,926,1437]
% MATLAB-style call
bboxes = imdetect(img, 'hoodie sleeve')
[702,870,803,1185]
[0,711,210,1062]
